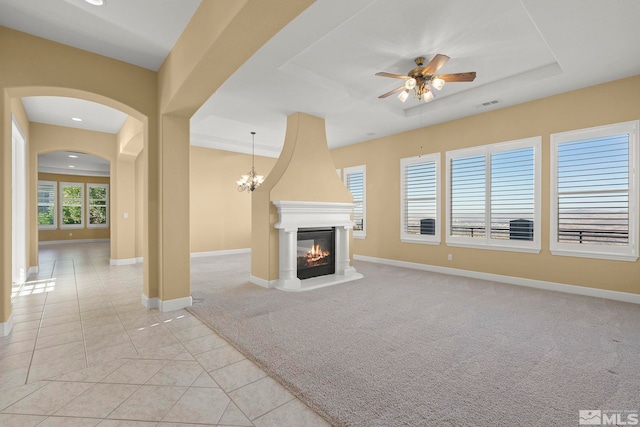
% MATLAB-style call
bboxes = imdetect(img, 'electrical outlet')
[447,254,453,261]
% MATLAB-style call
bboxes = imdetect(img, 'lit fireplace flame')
[306,244,330,264]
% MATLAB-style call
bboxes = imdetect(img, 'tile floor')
[1,243,330,427]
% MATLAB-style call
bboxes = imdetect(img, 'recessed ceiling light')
[71,117,83,122]
[84,0,104,5]
[68,154,78,158]
[68,165,76,168]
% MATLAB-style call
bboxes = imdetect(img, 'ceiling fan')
[376,54,476,103]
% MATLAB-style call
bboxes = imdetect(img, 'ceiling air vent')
[474,99,501,108]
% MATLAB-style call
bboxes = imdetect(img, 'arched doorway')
[11,89,148,292]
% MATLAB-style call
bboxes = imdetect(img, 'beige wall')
[113,117,142,261]
[331,75,640,295]
[30,123,117,249]
[190,146,276,253]
[37,172,110,242]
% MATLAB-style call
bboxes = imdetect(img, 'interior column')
[157,113,191,311]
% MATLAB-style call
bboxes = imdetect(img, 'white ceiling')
[39,151,110,177]
[4,0,640,167]
[22,96,128,134]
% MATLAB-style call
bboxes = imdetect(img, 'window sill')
[446,240,541,254]
[401,237,440,245]
[550,249,638,262]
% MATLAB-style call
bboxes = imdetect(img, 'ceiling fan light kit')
[376,54,476,103]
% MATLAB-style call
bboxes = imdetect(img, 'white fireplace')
[273,201,363,291]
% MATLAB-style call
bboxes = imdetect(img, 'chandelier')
[237,131,265,192]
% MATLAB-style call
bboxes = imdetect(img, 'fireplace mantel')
[272,201,363,291]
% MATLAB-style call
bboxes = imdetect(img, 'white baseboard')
[27,266,38,275]
[354,255,640,305]
[141,294,192,312]
[110,258,137,266]
[135,257,144,264]
[250,275,276,289]
[191,248,251,258]
[1,315,13,337]
[141,294,159,309]
[159,296,192,312]
[39,238,110,246]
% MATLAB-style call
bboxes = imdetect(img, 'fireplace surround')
[273,201,362,291]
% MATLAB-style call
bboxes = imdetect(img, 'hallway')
[0,243,328,426]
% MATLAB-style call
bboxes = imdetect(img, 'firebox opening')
[296,227,335,280]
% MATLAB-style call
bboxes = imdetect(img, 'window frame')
[59,182,84,230]
[87,183,109,229]
[550,120,638,261]
[343,165,366,239]
[445,136,541,253]
[400,153,441,245]
[37,180,57,230]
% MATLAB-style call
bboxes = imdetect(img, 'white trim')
[135,257,144,264]
[141,294,193,312]
[190,248,251,258]
[141,294,159,309]
[272,201,360,291]
[28,266,38,276]
[110,258,137,266]
[159,296,192,312]
[86,183,109,229]
[37,180,57,230]
[276,270,363,292]
[1,315,14,337]
[250,275,276,289]
[39,238,110,246]
[550,120,639,262]
[59,182,84,229]
[354,254,640,305]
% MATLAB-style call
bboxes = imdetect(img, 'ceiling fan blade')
[378,86,405,98]
[436,72,477,82]
[375,72,411,79]
[421,54,450,76]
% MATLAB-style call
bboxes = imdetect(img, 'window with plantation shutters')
[446,137,541,252]
[491,147,535,241]
[450,153,486,239]
[551,121,638,261]
[344,165,366,238]
[401,154,440,244]
[38,180,57,230]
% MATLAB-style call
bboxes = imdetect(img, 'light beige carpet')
[188,254,640,426]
